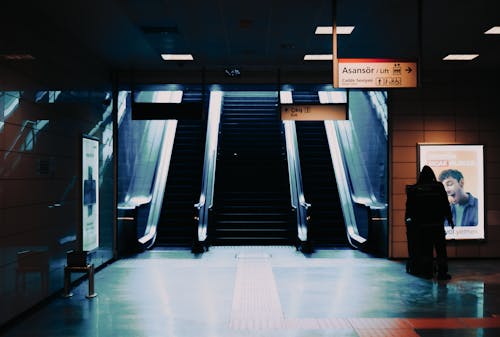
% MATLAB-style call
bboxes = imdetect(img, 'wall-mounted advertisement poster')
[82,136,99,251]
[418,144,484,240]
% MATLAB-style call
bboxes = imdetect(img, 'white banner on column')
[82,136,100,251]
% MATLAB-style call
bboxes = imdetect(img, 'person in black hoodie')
[405,165,454,280]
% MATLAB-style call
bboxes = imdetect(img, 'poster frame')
[417,143,485,241]
[80,134,100,252]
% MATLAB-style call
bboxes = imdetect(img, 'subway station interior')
[1,1,500,336]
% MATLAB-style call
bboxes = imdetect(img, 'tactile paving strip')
[228,253,500,334]
[229,254,284,329]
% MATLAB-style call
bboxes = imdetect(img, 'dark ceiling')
[1,0,499,90]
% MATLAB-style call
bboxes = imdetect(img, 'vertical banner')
[418,144,484,240]
[82,136,100,251]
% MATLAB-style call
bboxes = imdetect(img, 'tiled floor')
[1,246,500,337]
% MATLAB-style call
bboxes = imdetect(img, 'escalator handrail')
[284,120,310,242]
[195,91,223,243]
[138,120,177,247]
[324,120,366,247]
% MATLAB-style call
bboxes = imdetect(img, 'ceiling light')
[315,26,355,35]
[484,26,500,34]
[135,90,183,103]
[1,54,35,60]
[443,54,479,61]
[161,54,193,61]
[280,91,293,104]
[304,54,333,61]
[153,91,183,103]
[318,91,347,104]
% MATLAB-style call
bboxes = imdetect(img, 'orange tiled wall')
[389,85,500,258]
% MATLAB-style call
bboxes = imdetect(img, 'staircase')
[210,92,294,245]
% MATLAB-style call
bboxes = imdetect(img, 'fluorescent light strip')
[315,26,355,35]
[280,91,293,104]
[304,54,333,61]
[152,91,183,103]
[443,54,479,61]
[1,54,35,60]
[318,91,347,104]
[161,54,193,61]
[484,26,500,34]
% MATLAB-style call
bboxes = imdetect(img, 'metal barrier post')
[86,264,97,298]
[63,251,97,299]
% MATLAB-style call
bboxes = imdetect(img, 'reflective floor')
[1,246,499,337]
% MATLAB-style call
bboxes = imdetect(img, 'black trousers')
[420,225,448,277]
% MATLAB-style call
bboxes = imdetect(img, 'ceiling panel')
[0,0,499,89]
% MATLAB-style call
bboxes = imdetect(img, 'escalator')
[294,96,347,247]
[154,98,207,247]
[210,92,293,245]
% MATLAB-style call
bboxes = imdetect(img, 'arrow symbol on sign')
[406,67,412,73]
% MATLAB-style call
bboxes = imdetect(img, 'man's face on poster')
[442,176,465,204]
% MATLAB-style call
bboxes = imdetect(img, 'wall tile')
[486,148,500,164]
[392,178,416,195]
[455,244,481,257]
[392,224,407,242]
[487,195,500,211]
[487,210,500,226]
[479,113,500,131]
[392,162,417,179]
[391,115,424,130]
[456,131,480,144]
[480,131,500,146]
[422,100,454,116]
[392,210,406,227]
[423,115,455,131]
[486,164,500,182]
[423,131,456,143]
[392,242,408,258]
[391,193,407,211]
[456,114,479,130]
[393,146,417,162]
[480,240,500,257]
[446,245,457,258]
[392,130,424,146]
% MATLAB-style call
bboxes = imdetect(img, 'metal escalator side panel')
[138,120,177,248]
[196,91,223,242]
[283,120,307,242]
[324,120,366,248]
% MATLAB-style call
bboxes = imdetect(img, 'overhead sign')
[281,104,347,121]
[337,58,417,88]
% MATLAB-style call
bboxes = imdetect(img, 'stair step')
[296,120,346,245]
[211,94,292,244]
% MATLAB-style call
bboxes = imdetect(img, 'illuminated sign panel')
[82,136,99,251]
[418,144,484,240]
[281,104,347,121]
[337,58,417,88]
